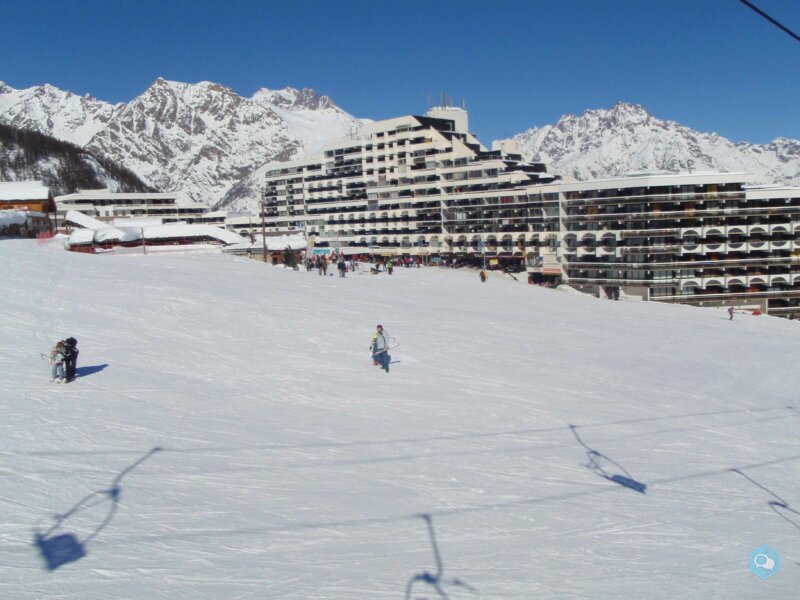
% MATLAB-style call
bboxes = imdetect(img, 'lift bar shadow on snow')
[569,424,647,494]
[33,447,161,571]
[405,513,479,600]
[731,468,800,532]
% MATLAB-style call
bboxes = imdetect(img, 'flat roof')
[0,181,51,201]
[558,171,754,190]
[56,189,178,201]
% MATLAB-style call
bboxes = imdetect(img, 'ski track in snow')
[1,239,799,598]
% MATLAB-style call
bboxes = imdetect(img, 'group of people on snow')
[306,254,359,277]
[49,337,78,383]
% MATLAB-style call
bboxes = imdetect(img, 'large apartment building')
[260,107,559,269]
[56,189,208,225]
[260,107,800,316]
[557,173,800,314]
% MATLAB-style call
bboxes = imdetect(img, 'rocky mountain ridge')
[0,79,361,207]
[506,102,800,186]
[2,81,798,215]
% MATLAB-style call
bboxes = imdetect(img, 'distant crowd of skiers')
[303,254,423,278]
[48,337,78,383]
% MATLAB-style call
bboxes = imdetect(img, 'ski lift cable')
[10,405,798,459]
[738,0,800,43]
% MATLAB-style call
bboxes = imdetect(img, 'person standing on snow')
[728,306,735,320]
[49,341,67,383]
[63,337,79,382]
[371,324,391,373]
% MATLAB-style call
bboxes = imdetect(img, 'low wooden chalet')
[0,181,56,236]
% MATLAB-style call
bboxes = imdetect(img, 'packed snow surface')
[1,239,798,598]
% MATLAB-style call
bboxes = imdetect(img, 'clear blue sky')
[1,0,798,144]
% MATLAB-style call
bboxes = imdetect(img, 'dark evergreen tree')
[0,123,157,195]
[283,246,297,269]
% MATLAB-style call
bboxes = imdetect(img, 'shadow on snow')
[569,424,647,494]
[731,468,800,531]
[74,364,109,379]
[33,447,161,571]
[405,513,479,600]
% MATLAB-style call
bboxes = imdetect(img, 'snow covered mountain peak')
[0,82,119,147]
[0,79,361,206]
[252,86,336,111]
[507,103,800,185]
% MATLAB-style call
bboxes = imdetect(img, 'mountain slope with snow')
[0,122,155,195]
[1,240,798,598]
[0,80,361,207]
[0,81,119,147]
[507,103,800,186]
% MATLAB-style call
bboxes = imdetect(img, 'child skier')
[371,324,391,373]
[371,330,380,365]
[50,341,67,383]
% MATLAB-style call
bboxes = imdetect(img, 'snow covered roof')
[560,171,754,189]
[56,189,178,201]
[0,181,51,201]
[113,218,164,228]
[144,225,242,244]
[65,210,106,230]
[0,209,28,227]
[67,222,244,246]
[743,183,800,191]
[226,233,307,251]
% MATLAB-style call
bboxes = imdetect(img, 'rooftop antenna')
[428,94,432,109]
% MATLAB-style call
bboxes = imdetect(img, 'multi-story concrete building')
[260,107,559,267]
[56,189,208,225]
[260,108,800,316]
[556,172,800,314]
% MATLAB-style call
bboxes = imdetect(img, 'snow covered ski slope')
[1,239,799,598]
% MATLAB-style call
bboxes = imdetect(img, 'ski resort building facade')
[56,189,208,225]
[258,107,560,267]
[557,173,800,315]
[259,108,800,316]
